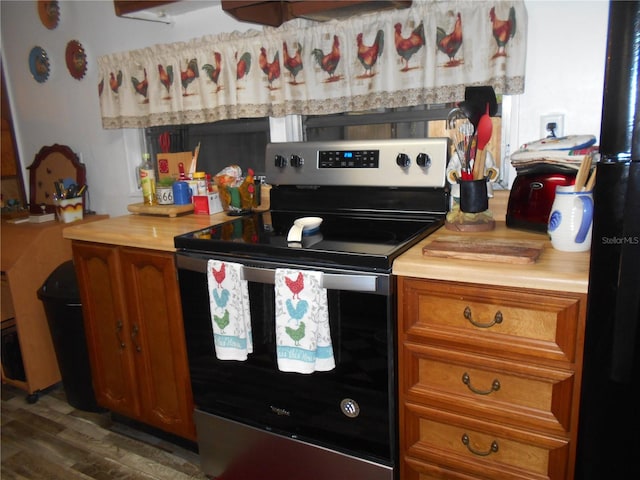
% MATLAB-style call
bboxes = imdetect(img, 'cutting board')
[127,203,194,218]
[422,235,545,264]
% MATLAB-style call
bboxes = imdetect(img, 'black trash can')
[38,261,103,412]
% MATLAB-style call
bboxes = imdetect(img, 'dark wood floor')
[1,383,208,479]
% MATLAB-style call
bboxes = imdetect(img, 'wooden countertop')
[63,187,272,251]
[62,212,232,251]
[393,222,590,293]
[2,215,108,271]
[62,192,589,294]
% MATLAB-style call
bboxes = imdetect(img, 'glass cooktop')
[174,210,444,272]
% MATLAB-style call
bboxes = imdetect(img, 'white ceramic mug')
[548,185,594,252]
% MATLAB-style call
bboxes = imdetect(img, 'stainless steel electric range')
[174,139,449,480]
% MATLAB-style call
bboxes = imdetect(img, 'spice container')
[193,171,207,195]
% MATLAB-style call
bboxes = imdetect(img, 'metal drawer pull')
[461,433,499,456]
[115,320,125,350]
[131,324,142,352]
[462,372,500,395]
[464,306,503,328]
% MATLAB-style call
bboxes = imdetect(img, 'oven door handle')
[176,255,383,293]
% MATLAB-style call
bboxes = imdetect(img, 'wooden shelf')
[221,0,411,27]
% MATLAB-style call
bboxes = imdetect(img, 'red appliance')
[506,171,576,232]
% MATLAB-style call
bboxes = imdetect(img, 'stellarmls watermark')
[601,236,640,245]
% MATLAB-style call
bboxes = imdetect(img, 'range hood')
[221,0,412,27]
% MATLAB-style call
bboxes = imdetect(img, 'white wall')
[1,0,609,216]
[0,0,253,215]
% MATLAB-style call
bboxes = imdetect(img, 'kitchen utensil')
[447,107,474,175]
[287,216,323,242]
[159,132,171,153]
[459,86,498,129]
[472,103,493,179]
[422,236,544,264]
[585,165,597,191]
[574,155,592,191]
[463,135,477,180]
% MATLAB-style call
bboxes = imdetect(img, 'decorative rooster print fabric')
[490,5,517,58]
[259,47,281,89]
[275,269,335,374]
[356,30,384,78]
[97,1,527,128]
[394,21,425,71]
[282,41,303,85]
[437,12,463,67]
[311,35,341,82]
[207,260,253,361]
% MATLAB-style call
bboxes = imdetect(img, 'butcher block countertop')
[61,194,587,292]
[62,212,230,251]
[63,212,589,294]
[393,222,589,294]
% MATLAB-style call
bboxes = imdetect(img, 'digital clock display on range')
[318,150,379,168]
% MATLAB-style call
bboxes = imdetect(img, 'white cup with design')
[156,185,174,205]
[548,185,593,252]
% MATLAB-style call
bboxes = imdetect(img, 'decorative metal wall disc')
[29,46,50,83]
[38,1,60,29]
[66,40,87,80]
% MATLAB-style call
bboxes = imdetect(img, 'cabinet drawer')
[399,278,584,364]
[402,343,575,433]
[402,402,570,480]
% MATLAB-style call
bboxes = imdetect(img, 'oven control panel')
[265,138,449,187]
[318,150,379,169]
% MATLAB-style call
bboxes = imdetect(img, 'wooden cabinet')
[1,223,66,399]
[72,241,196,441]
[397,277,587,480]
[221,1,411,26]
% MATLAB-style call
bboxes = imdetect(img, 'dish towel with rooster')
[207,260,253,361]
[274,268,335,374]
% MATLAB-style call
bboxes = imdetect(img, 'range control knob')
[396,153,410,168]
[274,154,287,168]
[416,153,431,168]
[290,154,304,168]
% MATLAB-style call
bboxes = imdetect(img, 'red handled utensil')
[472,103,493,180]
[159,131,171,153]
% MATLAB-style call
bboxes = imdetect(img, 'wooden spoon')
[584,165,597,191]
[472,104,493,179]
[574,155,592,191]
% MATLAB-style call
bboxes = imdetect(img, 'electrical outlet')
[540,114,565,138]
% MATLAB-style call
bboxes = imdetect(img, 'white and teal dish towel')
[207,260,253,361]
[274,268,335,374]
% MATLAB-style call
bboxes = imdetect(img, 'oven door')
[176,252,397,467]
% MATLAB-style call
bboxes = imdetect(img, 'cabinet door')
[120,247,196,440]
[72,242,140,418]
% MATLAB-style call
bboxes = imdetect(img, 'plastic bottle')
[138,153,157,205]
[193,171,207,195]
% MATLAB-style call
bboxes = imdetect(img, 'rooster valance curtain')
[98,0,526,129]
